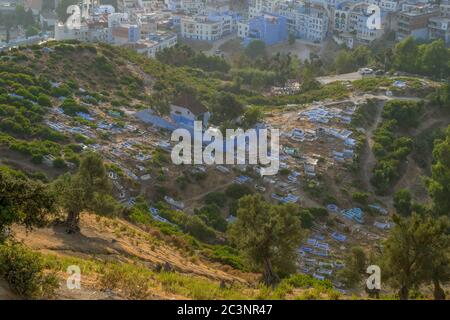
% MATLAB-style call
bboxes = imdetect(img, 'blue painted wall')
[244,13,288,46]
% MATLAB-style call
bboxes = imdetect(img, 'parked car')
[358,68,374,75]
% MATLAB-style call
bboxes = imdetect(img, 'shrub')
[0,244,59,299]
[100,264,151,299]
[37,94,52,108]
[203,192,227,206]
[351,192,370,205]
[52,157,67,169]
[225,184,253,200]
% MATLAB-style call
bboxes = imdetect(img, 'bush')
[225,184,253,200]
[203,192,227,206]
[53,157,66,169]
[60,98,88,116]
[0,244,59,299]
[351,192,370,205]
[37,94,52,108]
[194,204,227,232]
[100,264,151,299]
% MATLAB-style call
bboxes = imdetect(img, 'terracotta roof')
[172,93,208,115]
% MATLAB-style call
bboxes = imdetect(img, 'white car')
[359,68,373,75]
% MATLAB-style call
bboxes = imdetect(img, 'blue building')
[128,25,140,43]
[241,13,288,46]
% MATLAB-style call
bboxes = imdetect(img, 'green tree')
[25,26,40,38]
[52,152,111,233]
[37,94,52,107]
[334,50,356,74]
[241,106,263,128]
[393,36,419,73]
[245,40,267,60]
[393,189,412,216]
[337,247,367,287]
[427,126,450,215]
[194,204,227,232]
[420,215,450,300]
[419,39,450,78]
[0,169,55,240]
[228,194,304,285]
[210,92,244,124]
[382,213,450,300]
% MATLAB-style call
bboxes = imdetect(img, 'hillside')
[1,41,449,301]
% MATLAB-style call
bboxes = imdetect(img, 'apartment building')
[332,1,386,47]
[127,31,178,58]
[428,16,450,45]
[249,0,283,19]
[54,23,89,41]
[181,0,205,14]
[396,2,439,41]
[239,13,288,46]
[278,1,329,42]
[181,15,222,41]
[137,13,158,39]
[440,0,450,17]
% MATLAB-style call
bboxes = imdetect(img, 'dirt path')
[317,72,362,85]
[184,182,233,204]
[355,96,424,209]
[359,100,385,194]
[357,96,446,207]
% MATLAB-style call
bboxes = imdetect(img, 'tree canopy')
[0,168,55,240]
[228,194,304,285]
[382,213,450,300]
[52,152,113,233]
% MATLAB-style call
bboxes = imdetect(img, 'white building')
[180,15,223,41]
[137,13,158,38]
[181,0,205,14]
[332,1,385,46]
[129,31,178,58]
[54,23,89,41]
[277,1,329,42]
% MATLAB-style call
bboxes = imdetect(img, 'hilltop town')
[1,0,450,56]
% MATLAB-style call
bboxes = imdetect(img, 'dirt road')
[316,72,362,85]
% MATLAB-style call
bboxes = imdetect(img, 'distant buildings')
[395,2,439,41]
[238,13,288,46]
[54,3,177,58]
[16,0,449,56]
[278,1,329,42]
[127,31,177,57]
[180,15,224,41]
[136,93,211,132]
[111,24,140,45]
[180,11,240,41]
[331,1,386,48]
[428,16,450,44]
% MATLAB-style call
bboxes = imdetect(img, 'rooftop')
[172,93,208,115]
